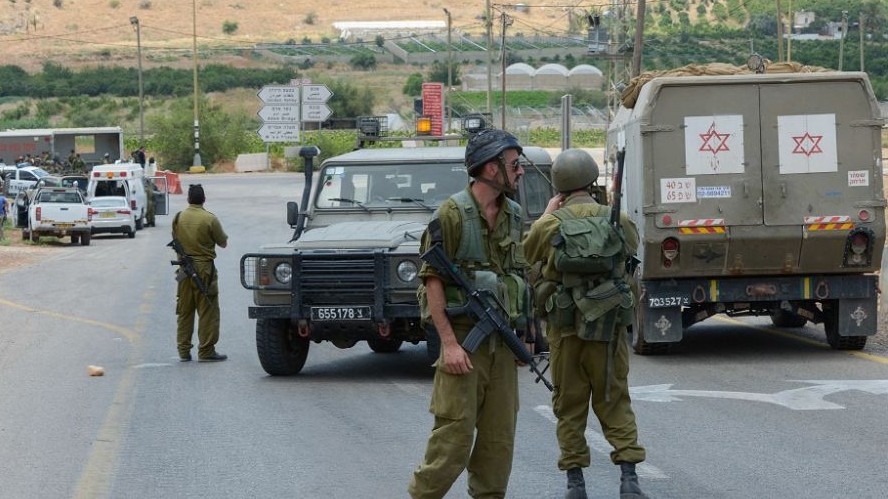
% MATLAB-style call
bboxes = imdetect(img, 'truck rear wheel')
[823,304,867,350]
[256,318,309,375]
[770,309,808,328]
[368,339,403,353]
[80,232,91,246]
[71,234,80,244]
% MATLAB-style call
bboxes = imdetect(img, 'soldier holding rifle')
[170,184,228,362]
[408,130,532,499]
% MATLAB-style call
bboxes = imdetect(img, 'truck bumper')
[639,274,879,342]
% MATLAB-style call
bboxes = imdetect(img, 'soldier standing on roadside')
[523,149,648,499]
[408,129,531,499]
[172,184,229,362]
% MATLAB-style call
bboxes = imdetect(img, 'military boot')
[619,462,649,499]
[565,467,587,499]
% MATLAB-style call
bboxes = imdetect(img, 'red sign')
[421,82,444,136]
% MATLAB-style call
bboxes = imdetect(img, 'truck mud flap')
[834,297,878,337]
[639,304,683,343]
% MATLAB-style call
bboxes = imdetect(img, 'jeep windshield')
[316,163,468,210]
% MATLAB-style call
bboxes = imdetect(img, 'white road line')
[534,405,669,480]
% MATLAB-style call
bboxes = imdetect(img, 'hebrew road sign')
[302,84,333,103]
[301,103,333,122]
[258,104,300,122]
[257,85,299,105]
[258,123,300,142]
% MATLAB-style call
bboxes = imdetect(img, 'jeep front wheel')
[256,318,309,375]
[368,338,403,353]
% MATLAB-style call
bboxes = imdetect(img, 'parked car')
[88,196,135,238]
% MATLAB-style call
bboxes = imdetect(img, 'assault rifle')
[420,243,554,391]
[168,238,209,297]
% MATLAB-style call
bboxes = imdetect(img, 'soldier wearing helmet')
[409,129,531,498]
[523,149,648,499]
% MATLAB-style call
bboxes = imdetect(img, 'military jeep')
[240,144,553,375]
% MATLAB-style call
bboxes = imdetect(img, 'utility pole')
[500,13,511,130]
[860,12,865,72]
[839,10,848,71]
[192,0,201,168]
[631,0,646,77]
[485,0,493,115]
[443,8,452,132]
[776,0,784,62]
[130,16,144,146]
[786,0,792,62]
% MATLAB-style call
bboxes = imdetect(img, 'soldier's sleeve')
[522,214,556,265]
[211,216,228,247]
[418,201,461,280]
[620,212,640,255]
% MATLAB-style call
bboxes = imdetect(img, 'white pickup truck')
[24,187,92,245]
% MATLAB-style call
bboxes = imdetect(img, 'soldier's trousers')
[176,264,220,358]
[549,326,646,469]
[409,338,519,499]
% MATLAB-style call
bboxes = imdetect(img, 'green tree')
[147,97,254,171]
[427,61,461,86]
[402,72,424,96]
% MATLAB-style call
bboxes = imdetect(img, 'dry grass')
[0,1,567,70]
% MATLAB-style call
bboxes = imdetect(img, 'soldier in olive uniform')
[523,150,648,499]
[408,130,531,499]
[172,184,228,362]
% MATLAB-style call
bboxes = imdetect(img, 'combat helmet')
[465,129,523,176]
[552,148,599,193]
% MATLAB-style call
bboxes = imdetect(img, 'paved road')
[0,173,886,498]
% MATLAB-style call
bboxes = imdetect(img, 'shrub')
[304,12,317,25]
[222,21,238,35]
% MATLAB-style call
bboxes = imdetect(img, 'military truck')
[240,144,554,375]
[608,71,886,354]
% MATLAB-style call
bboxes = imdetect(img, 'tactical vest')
[445,189,529,332]
[545,204,634,342]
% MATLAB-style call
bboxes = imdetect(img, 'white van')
[87,163,148,229]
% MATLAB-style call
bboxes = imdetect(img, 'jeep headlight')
[396,260,418,283]
[274,262,293,284]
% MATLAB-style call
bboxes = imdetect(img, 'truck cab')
[240,144,553,375]
[87,163,148,229]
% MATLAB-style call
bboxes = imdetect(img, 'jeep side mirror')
[287,201,299,227]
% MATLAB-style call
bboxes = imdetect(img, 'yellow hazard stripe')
[710,280,718,301]
[679,226,726,234]
[807,223,853,231]
[803,277,811,300]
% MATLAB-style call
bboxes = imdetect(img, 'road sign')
[258,123,300,142]
[258,104,300,122]
[301,103,333,122]
[302,84,333,103]
[257,85,299,105]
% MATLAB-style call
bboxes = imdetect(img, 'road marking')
[713,315,888,365]
[0,296,138,343]
[533,405,669,480]
[133,362,173,368]
[631,380,888,410]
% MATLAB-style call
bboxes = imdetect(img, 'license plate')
[100,212,115,218]
[56,223,73,228]
[648,295,689,308]
[310,306,372,321]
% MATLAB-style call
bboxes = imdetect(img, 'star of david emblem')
[698,123,730,156]
[791,132,823,157]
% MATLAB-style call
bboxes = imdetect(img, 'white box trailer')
[608,71,886,353]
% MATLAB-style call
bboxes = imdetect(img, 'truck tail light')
[661,237,679,268]
[35,207,41,221]
[130,199,137,210]
[844,228,873,266]
[88,208,98,216]
[117,209,132,215]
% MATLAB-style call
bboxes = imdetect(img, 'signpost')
[257,82,333,143]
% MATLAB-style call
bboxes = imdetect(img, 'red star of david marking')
[699,123,730,155]
[791,132,823,157]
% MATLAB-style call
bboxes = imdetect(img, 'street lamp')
[443,8,452,132]
[130,16,144,146]
[192,0,202,168]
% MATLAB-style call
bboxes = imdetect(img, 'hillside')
[0,0,565,70]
